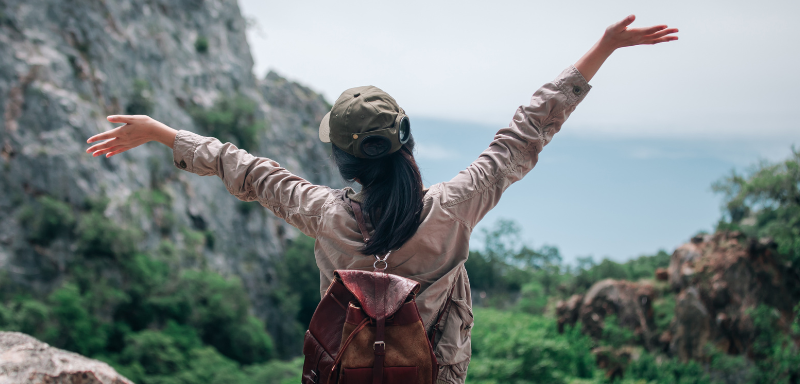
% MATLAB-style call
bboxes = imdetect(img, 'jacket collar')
[344,187,365,203]
[344,185,429,205]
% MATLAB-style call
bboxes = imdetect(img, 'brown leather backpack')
[300,200,442,384]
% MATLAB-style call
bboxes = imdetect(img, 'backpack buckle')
[373,341,385,351]
[310,369,318,383]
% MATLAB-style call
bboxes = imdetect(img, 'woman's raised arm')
[439,15,678,229]
[574,14,678,82]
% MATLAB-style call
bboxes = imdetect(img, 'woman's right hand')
[86,115,177,158]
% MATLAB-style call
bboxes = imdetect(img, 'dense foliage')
[1,194,300,384]
[468,308,598,384]
[714,148,800,276]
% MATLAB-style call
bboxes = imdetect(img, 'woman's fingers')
[646,28,679,40]
[613,14,636,30]
[87,131,114,144]
[638,25,668,35]
[649,35,679,44]
[87,126,124,144]
[107,115,138,124]
[92,145,124,157]
[608,14,636,33]
[85,137,119,154]
[105,147,131,158]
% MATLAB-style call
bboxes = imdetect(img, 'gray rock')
[556,279,657,350]
[0,332,132,384]
[666,231,799,359]
[0,0,340,356]
[670,287,710,360]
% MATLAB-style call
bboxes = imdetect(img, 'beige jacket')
[172,65,590,383]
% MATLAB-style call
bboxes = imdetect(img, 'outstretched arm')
[85,116,330,238]
[440,15,678,229]
[574,14,678,82]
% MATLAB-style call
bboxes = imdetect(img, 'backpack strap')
[348,198,371,243]
[373,271,388,384]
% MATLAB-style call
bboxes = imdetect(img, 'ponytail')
[332,136,424,256]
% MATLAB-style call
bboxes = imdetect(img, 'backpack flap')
[333,270,422,384]
[334,270,420,320]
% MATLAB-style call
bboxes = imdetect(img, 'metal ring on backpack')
[373,250,392,271]
[373,259,388,271]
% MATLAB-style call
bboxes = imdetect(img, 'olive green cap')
[319,85,409,158]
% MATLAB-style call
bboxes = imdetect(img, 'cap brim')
[319,112,332,143]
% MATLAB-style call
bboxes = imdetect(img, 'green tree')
[713,148,800,273]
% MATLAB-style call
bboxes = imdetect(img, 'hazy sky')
[240,0,799,143]
[237,0,800,261]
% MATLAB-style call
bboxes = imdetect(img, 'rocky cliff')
[557,231,800,377]
[0,0,338,353]
[665,232,800,360]
[0,332,133,384]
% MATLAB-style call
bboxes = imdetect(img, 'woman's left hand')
[600,15,679,49]
[575,15,678,82]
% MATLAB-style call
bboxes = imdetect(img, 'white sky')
[240,0,800,142]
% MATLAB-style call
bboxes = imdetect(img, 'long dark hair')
[332,136,424,256]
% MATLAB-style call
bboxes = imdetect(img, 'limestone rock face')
[0,0,339,355]
[0,332,132,384]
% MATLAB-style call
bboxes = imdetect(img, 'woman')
[86,15,677,383]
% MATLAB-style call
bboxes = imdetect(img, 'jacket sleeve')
[171,131,331,237]
[440,65,591,229]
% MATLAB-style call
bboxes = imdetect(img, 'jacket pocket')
[437,358,470,384]
[434,297,473,366]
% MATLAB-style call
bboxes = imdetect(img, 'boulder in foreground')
[0,332,132,384]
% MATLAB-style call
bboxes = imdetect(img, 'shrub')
[75,210,138,259]
[132,188,175,235]
[516,281,548,314]
[245,357,304,384]
[194,36,209,53]
[653,295,675,334]
[120,330,185,376]
[468,308,597,383]
[601,315,635,348]
[159,270,274,364]
[47,284,108,356]
[276,234,320,328]
[624,351,711,384]
[18,196,76,245]
[190,95,265,152]
[713,149,800,273]
[747,305,800,383]
[126,79,154,115]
